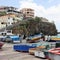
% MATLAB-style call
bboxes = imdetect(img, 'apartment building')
[20,8,34,18]
[0,6,23,16]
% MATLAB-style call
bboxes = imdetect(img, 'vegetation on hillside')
[0,11,6,16]
[12,17,57,36]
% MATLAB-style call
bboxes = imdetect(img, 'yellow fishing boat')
[51,35,60,42]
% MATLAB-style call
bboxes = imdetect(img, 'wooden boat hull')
[29,48,37,55]
[51,38,60,40]
[27,37,41,43]
[49,38,60,42]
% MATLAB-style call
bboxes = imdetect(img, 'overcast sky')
[0,0,60,32]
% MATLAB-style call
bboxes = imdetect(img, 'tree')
[12,17,57,36]
[0,11,6,16]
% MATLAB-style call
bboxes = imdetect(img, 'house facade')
[0,14,23,29]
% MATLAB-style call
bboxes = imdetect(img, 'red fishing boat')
[0,42,4,49]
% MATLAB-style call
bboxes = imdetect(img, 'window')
[27,12,29,14]
[2,33,6,36]
[1,22,5,24]
[7,30,11,33]
[8,17,10,19]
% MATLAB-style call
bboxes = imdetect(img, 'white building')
[0,14,23,29]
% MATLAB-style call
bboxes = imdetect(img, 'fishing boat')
[13,44,36,52]
[29,46,45,55]
[48,48,60,60]
[27,34,41,43]
[51,35,60,42]
[0,42,4,49]
[34,42,52,59]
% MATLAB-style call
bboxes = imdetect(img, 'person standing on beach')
[48,35,51,41]
[40,34,45,41]
[20,34,24,43]
[45,35,48,41]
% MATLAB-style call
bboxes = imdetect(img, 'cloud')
[48,0,54,3]
[19,0,60,31]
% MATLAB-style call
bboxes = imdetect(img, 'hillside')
[12,17,57,36]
